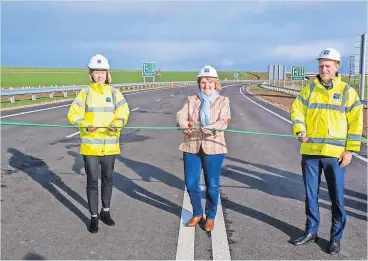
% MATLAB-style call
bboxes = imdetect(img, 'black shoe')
[99,210,115,226]
[328,239,340,255]
[89,216,99,233]
[293,232,317,245]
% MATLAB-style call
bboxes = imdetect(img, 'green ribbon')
[0,120,366,142]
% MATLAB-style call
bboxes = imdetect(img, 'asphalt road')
[1,83,366,260]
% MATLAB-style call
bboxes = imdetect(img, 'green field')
[1,67,267,88]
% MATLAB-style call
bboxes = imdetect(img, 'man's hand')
[297,131,309,142]
[339,150,352,167]
[107,125,118,132]
[87,125,98,132]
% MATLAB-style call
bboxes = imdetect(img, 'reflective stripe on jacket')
[67,83,130,156]
[290,74,363,158]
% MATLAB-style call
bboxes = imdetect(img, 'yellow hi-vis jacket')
[290,74,363,158]
[67,83,130,156]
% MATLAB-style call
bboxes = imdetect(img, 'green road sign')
[291,65,305,80]
[234,72,239,79]
[142,62,156,77]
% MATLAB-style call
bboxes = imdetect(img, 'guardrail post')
[50,92,54,98]
[10,96,15,103]
[32,94,36,100]
[63,91,67,97]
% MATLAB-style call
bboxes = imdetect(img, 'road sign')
[291,65,305,80]
[268,65,274,80]
[268,65,286,80]
[142,62,156,77]
[354,34,368,75]
[234,72,239,79]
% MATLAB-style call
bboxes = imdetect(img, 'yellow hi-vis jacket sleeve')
[67,88,90,129]
[345,87,363,151]
[110,89,130,128]
[290,85,310,136]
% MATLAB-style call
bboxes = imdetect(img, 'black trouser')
[83,155,116,216]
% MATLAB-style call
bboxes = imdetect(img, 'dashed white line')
[212,197,231,260]
[239,86,368,163]
[175,188,195,261]
[0,104,71,119]
[1,85,191,119]
[176,185,231,260]
[66,131,80,138]
[156,99,162,101]
[131,107,139,112]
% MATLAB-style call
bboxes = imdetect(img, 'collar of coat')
[315,72,342,90]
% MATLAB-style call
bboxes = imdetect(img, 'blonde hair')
[89,70,112,84]
[197,77,221,92]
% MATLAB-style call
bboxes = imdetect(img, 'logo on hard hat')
[97,59,102,63]
[204,68,210,73]
[322,50,330,55]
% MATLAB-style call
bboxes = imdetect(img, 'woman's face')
[91,70,107,84]
[199,77,216,96]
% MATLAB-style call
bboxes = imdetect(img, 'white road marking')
[212,197,231,261]
[125,87,179,96]
[351,152,367,162]
[239,86,368,163]
[65,107,140,138]
[239,87,291,124]
[0,104,71,119]
[1,85,192,119]
[156,99,162,101]
[66,131,80,138]
[175,83,243,261]
[171,94,175,97]
[222,83,243,89]
[175,187,195,261]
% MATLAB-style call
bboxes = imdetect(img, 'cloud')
[269,40,347,61]
[52,0,206,17]
[78,40,224,62]
[220,59,235,66]
[223,1,269,21]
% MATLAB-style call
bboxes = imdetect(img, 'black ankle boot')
[100,210,115,226]
[89,216,99,233]
[328,239,340,254]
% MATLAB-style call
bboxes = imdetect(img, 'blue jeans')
[301,155,346,240]
[183,148,225,220]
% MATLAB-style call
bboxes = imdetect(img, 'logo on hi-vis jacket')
[332,93,340,101]
[106,97,111,102]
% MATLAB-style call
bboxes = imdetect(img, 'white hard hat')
[88,54,110,70]
[197,65,219,78]
[317,48,341,62]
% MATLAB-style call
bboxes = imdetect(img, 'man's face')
[318,59,338,82]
